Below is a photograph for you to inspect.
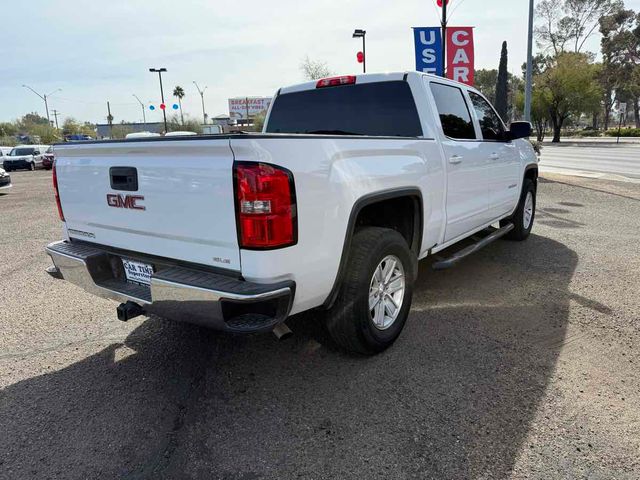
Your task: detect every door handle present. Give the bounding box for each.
[449,155,463,164]
[489,152,500,160]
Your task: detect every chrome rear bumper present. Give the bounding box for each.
[45,241,294,333]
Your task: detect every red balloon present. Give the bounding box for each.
[356,51,364,63]
[437,0,450,6]
[160,103,166,110]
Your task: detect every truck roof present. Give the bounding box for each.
[279,71,479,95]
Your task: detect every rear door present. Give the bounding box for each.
[467,91,520,218]
[55,138,241,271]
[427,80,490,242]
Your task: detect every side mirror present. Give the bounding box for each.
[508,122,532,140]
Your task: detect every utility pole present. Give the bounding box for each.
[132,94,147,128]
[22,85,61,123]
[107,101,114,139]
[524,0,534,122]
[193,81,208,125]
[51,109,61,132]
[441,0,448,78]
[149,68,168,133]
[245,97,250,126]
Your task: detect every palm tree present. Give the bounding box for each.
[173,86,185,125]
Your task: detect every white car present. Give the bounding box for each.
[0,167,11,192]
[3,144,50,171]
[45,72,538,354]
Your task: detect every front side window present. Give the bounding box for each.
[469,92,507,141]
[429,83,476,140]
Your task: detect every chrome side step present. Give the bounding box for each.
[432,223,514,270]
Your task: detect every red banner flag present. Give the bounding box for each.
[446,27,474,86]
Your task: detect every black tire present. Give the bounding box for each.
[325,227,416,355]
[501,178,536,241]
[29,162,35,171]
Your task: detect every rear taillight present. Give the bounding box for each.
[316,75,356,88]
[233,162,296,249]
[52,162,64,221]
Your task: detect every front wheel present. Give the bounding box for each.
[501,178,536,241]
[324,227,416,355]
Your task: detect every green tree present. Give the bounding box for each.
[0,122,17,138]
[167,114,203,134]
[300,56,333,80]
[495,41,509,122]
[535,0,622,55]
[173,86,185,125]
[600,7,640,127]
[475,69,498,103]
[536,52,602,142]
[252,112,266,132]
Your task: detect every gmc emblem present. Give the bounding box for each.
[107,193,146,211]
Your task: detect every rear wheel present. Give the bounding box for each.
[501,178,536,241]
[325,227,416,355]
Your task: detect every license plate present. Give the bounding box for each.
[122,259,154,286]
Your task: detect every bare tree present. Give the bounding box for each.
[300,56,333,80]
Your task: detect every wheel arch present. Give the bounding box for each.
[321,187,423,310]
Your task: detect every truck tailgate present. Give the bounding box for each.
[54,139,240,271]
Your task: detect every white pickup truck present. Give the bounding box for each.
[46,72,538,354]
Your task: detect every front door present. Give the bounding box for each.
[468,92,520,218]
[427,80,491,242]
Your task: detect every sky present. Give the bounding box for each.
[1,0,639,125]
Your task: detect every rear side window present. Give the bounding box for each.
[266,81,423,137]
[429,83,476,140]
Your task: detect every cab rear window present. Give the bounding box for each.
[266,81,423,137]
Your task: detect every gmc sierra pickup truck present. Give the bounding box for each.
[45,72,538,354]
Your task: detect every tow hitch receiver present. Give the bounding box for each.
[117,301,146,322]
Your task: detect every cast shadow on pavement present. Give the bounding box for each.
[0,234,577,480]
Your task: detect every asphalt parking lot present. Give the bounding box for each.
[1,170,639,479]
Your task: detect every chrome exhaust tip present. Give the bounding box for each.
[272,322,293,340]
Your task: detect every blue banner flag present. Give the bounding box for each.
[413,27,443,76]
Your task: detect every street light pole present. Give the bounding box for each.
[352,29,367,73]
[524,0,535,122]
[132,94,147,128]
[149,68,168,133]
[193,81,208,125]
[22,85,61,124]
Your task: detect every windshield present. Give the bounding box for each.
[10,147,35,156]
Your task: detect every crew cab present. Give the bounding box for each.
[45,72,538,354]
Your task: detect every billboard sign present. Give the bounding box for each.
[413,26,475,86]
[413,27,443,76]
[228,97,272,120]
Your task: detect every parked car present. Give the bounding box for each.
[42,146,55,170]
[3,145,50,171]
[45,72,537,355]
[64,134,93,141]
[0,167,11,192]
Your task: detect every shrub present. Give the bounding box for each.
[605,128,640,137]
